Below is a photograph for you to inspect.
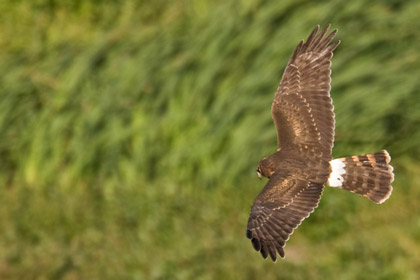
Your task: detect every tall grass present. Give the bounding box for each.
[0,0,419,279]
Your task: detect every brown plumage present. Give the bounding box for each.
[246,25,394,262]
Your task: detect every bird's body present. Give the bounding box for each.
[246,25,394,261]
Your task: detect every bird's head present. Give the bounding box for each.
[256,157,275,179]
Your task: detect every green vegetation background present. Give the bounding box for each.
[1,0,419,279]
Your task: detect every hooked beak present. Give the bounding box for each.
[257,171,262,180]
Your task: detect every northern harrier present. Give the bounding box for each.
[246,25,394,261]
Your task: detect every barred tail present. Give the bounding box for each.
[327,150,394,204]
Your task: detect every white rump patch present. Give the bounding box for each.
[327,159,346,187]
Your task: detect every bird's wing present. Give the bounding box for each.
[272,25,340,162]
[246,173,324,261]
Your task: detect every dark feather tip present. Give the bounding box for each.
[278,247,285,258]
[260,245,268,259]
[246,229,253,239]
[268,244,277,262]
[251,238,261,251]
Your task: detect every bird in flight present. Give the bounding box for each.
[246,25,394,261]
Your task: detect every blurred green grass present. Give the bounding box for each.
[1,0,420,279]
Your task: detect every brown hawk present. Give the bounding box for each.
[246,25,394,261]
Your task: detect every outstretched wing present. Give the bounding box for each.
[246,173,324,261]
[272,25,340,161]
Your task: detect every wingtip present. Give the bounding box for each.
[260,244,269,259]
[329,40,341,52]
[251,238,261,251]
[324,24,339,34]
[307,25,320,40]
[322,24,331,34]
[278,247,285,259]
[330,29,339,37]
[246,229,252,239]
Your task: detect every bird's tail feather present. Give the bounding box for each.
[327,150,394,204]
